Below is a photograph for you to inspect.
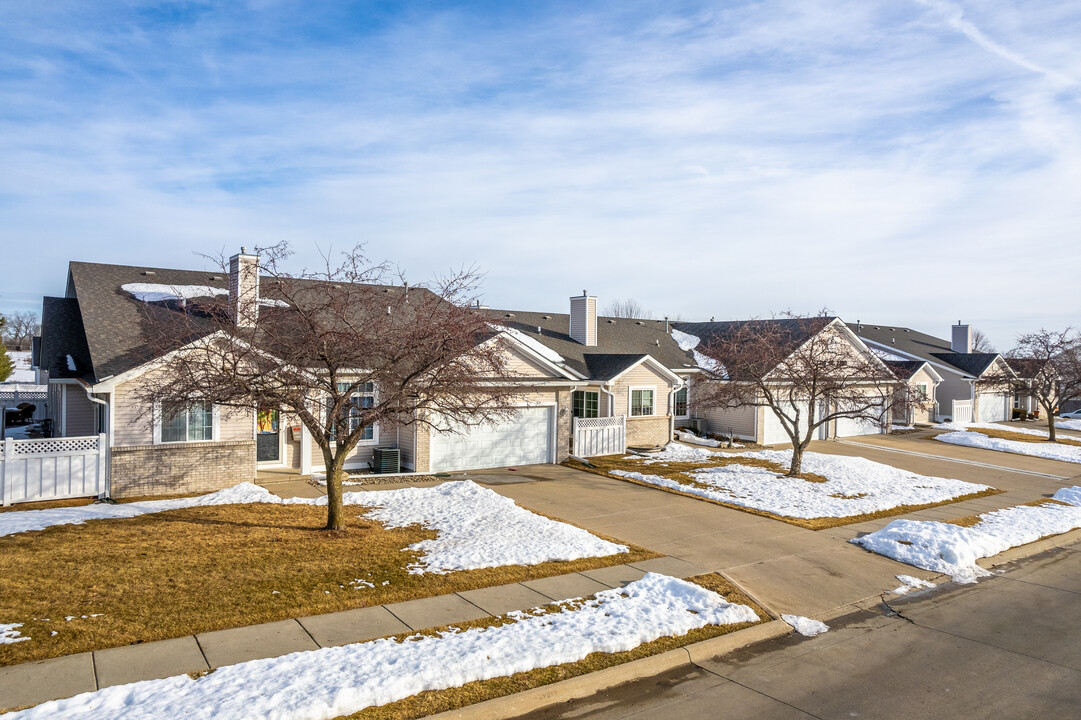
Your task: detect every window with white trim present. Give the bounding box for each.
[330,381,376,441]
[572,390,599,419]
[161,402,214,443]
[916,383,929,401]
[630,388,655,417]
[673,387,688,417]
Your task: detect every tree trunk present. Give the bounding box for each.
[1047,406,1057,443]
[324,451,347,531]
[787,442,805,476]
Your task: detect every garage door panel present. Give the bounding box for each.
[430,406,552,472]
[978,393,1009,423]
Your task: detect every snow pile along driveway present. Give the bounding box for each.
[6,574,758,720]
[935,428,1081,464]
[0,481,627,572]
[613,447,991,519]
[852,486,1081,583]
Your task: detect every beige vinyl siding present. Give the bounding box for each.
[111,376,253,446]
[907,367,938,424]
[702,404,757,440]
[501,344,561,379]
[611,364,672,417]
[62,384,96,437]
[397,420,417,471]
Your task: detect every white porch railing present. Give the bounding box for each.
[573,416,626,458]
[952,399,973,424]
[1,434,107,506]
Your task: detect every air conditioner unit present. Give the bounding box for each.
[371,447,401,474]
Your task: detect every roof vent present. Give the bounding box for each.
[537,326,542,333]
[655,339,660,346]
[142,270,156,276]
[710,316,715,322]
[542,315,551,320]
[636,321,644,325]
[607,319,616,324]
[504,313,514,318]
[209,275,223,281]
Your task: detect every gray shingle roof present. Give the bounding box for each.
[485,309,694,380]
[884,360,928,380]
[40,296,93,381]
[847,322,1002,378]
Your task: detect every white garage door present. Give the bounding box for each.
[835,404,886,438]
[978,393,1009,423]
[762,402,825,446]
[429,406,553,473]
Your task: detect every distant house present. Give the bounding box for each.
[36,259,693,498]
[884,360,943,425]
[848,322,1016,423]
[671,317,898,444]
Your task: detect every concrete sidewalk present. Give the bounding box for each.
[0,555,708,711]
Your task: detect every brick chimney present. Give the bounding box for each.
[229,247,260,328]
[569,290,597,346]
[951,322,971,353]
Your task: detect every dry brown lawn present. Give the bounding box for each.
[337,573,769,720]
[570,453,1001,531]
[0,502,657,667]
[948,498,1073,528]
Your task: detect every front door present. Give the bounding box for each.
[257,408,281,462]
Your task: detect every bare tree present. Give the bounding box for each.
[1007,329,1081,442]
[692,313,905,476]
[134,243,523,531]
[603,299,653,319]
[971,328,995,353]
[1,312,39,348]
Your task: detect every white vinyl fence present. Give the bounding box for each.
[573,416,626,458]
[1,434,107,506]
[951,399,973,424]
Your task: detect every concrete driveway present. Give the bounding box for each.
[467,434,1081,619]
[512,541,1081,720]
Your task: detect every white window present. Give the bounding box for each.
[916,383,929,401]
[159,401,215,443]
[330,381,376,442]
[630,387,655,417]
[673,387,689,417]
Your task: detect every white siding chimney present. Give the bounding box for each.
[951,322,972,353]
[229,247,260,328]
[569,291,597,346]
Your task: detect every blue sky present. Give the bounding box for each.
[1,0,1079,349]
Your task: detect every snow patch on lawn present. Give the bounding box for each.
[633,442,725,464]
[354,481,628,573]
[1056,420,1081,432]
[936,431,1081,464]
[613,449,990,519]
[7,574,758,720]
[852,487,1081,583]
[781,615,828,637]
[0,481,626,573]
[4,351,34,382]
[892,575,935,594]
[0,623,29,644]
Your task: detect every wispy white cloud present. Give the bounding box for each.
[1,1,1080,347]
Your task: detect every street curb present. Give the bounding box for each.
[427,619,790,720]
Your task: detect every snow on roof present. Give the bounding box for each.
[670,328,726,378]
[66,354,77,372]
[870,346,908,362]
[121,283,229,303]
[121,283,289,308]
[489,324,565,364]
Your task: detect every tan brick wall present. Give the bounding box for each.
[110,440,255,498]
[415,420,431,473]
[555,389,571,462]
[626,415,671,449]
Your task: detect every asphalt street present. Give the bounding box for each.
[513,541,1081,720]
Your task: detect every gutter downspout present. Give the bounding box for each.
[602,382,616,418]
[82,382,111,500]
[667,378,685,442]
